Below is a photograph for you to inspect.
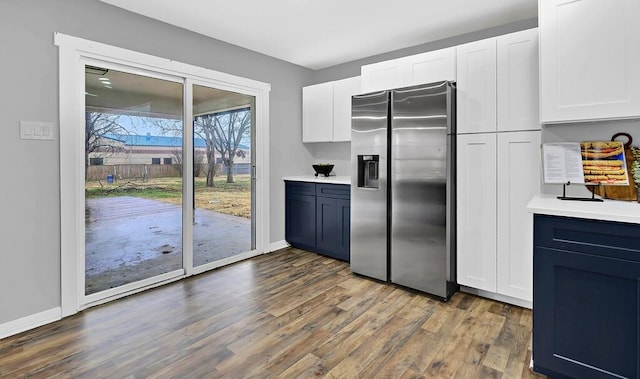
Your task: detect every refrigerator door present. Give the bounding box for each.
[390,81,453,298]
[350,91,389,281]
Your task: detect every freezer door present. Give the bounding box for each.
[390,82,454,298]
[350,91,389,281]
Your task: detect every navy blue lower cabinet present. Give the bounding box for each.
[316,197,350,261]
[285,181,350,262]
[533,214,640,379]
[285,182,316,251]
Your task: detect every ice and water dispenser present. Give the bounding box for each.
[357,155,379,189]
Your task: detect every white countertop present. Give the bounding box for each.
[527,194,640,224]
[283,175,351,185]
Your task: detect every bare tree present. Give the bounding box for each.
[171,147,183,175]
[172,147,205,177]
[213,109,250,183]
[140,108,249,187]
[194,149,204,177]
[194,108,251,185]
[85,111,128,173]
[194,115,218,187]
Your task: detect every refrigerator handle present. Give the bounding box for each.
[447,82,456,135]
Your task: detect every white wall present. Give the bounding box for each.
[306,142,351,176]
[0,0,315,325]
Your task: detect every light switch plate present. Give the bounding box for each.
[20,121,54,140]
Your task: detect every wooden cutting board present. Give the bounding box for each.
[588,133,637,201]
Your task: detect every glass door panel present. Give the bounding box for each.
[192,84,255,267]
[84,65,184,295]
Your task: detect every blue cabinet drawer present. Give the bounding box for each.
[534,214,640,262]
[316,183,350,199]
[285,181,316,196]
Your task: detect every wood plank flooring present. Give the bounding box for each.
[0,248,547,378]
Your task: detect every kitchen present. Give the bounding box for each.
[289,2,640,376]
[2,0,640,378]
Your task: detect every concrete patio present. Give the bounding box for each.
[85,196,251,294]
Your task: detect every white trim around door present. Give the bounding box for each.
[55,33,271,317]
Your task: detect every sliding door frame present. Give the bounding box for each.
[56,33,271,316]
[82,57,186,305]
[189,80,258,276]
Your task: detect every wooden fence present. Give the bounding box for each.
[85,163,248,181]
[86,164,182,181]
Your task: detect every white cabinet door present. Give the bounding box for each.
[361,48,456,93]
[497,29,540,132]
[332,76,361,142]
[302,82,333,142]
[456,133,497,292]
[457,38,497,134]
[404,47,456,86]
[496,131,541,302]
[540,0,640,123]
[361,58,405,93]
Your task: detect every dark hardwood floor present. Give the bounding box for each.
[0,248,546,378]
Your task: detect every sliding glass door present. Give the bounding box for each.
[80,62,260,304]
[191,84,256,269]
[57,34,270,315]
[84,64,184,297]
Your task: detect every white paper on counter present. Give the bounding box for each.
[542,143,584,184]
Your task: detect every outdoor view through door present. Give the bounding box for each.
[84,66,184,295]
[84,65,256,295]
[192,85,255,267]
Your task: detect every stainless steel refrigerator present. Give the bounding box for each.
[350,80,457,300]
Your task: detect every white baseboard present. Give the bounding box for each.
[460,286,532,309]
[269,240,290,252]
[0,307,62,340]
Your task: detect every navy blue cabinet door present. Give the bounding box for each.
[316,196,338,256]
[315,197,350,262]
[285,187,316,251]
[533,215,640,379]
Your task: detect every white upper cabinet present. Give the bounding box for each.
[360,58,405,93]
[497,28,540,131]
[302,76,361,143]
[457,29,539,134]
[303,81,333,142]
[404,47,456,87]
[332,76,362,142]
[456,38,497,134]
[361,48,456,93]
[540,0,640,123]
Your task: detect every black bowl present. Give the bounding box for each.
[312,164,334,177]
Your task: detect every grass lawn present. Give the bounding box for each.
[86,175,252,218]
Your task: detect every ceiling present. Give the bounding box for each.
[99,0,537,70]
[86,66,252,118]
